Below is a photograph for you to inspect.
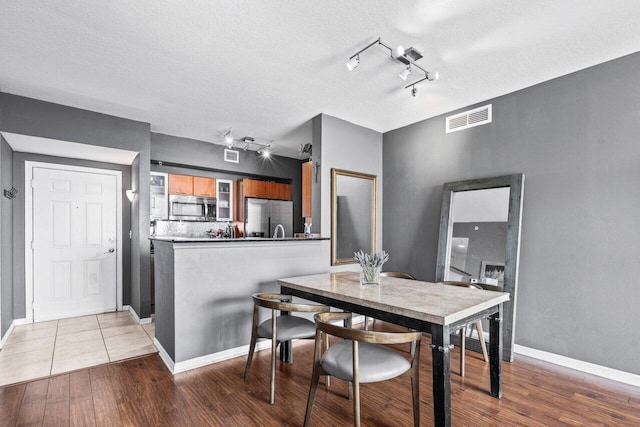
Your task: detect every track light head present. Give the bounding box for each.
[411,86,418,97]
[399,65,412,81]
[428,71,440,81]
[346,55,360,71]
[223,130,233,144]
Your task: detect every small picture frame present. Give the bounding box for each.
[480,261,505,287]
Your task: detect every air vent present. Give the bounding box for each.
[446,104,492,133]
[224,149,239,163]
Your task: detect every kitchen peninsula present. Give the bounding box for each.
[151,236,329,373]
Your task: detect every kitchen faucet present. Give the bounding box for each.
[273,224,285,239]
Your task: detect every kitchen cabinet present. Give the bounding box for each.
[169,174,216,197]
[269,182,291,200]
[302,161,312,219]
[235,178,292,221]
[150,172,168,220]
[168,174,193,195]
[242,179,269,198]
[216,179,233,221]
[193,176,216,197]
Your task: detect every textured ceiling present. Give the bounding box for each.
[1,1,640,158]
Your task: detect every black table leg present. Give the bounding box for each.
[279,307,293,363]
[431,324,451,427]
[489,305,503,398]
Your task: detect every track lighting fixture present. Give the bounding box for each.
[346,55,360,71]
[399,65,412,81]
[223,129,234,148]
[346,37,439,97]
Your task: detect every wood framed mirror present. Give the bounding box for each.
[435,174,524,362]
[331,169,377,265]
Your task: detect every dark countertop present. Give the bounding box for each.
[150,236,329,243]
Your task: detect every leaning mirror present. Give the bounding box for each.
[435,174,524,362]
[331,169,377,265]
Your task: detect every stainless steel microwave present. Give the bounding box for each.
[169,195,216,221]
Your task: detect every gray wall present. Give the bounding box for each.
[383,51,640,374]
[151,132,305,233]
[1,136,13,337]
[0,93,151,320]
[315,114,383,256]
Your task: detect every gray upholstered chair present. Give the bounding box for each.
[243,293,329,404]
[304,312,422,427]
[363,271,416,331]
[439,281,489,376]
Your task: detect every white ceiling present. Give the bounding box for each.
[1,1,639,158]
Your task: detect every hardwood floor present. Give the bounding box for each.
[1,328,640,426]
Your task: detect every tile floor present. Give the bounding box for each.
[0,311,156,387]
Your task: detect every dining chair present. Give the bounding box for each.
[243,293,330,404]
[304,311,422,427]
[438,281,489,376]
[363,271,416,331]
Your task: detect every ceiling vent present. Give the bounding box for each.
[445,104,492,133]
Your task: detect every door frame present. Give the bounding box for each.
[24,161,124,323]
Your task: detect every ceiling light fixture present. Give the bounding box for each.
[241,137,273,156]
[223,129,234,148]
[346,55,360,71]
[399,65,412,81]
[346,37,439,96]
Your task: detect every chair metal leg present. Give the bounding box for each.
[324,332,331,388]
[460,326,466,377]
[303,359,321,427]
[270,311,277,404]
[475,321,489,362]
[243,329,257,380]
[243,305,259,380]
[411,375,420,426]
[352,340,360,427]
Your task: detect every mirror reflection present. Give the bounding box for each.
[436,174,524,362]
[446,187,510,286]
[331,169,377,265]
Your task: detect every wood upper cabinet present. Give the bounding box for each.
[193,177,216,197]
[169,174,216,197]
[168,174,193,195]
[242,179,270,198]
[269,182,292,200]
[302,161,312,218]
[241,179,291,200]
[235,178,292,221]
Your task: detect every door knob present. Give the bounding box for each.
[104,248,115,254]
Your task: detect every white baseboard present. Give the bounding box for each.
[155,314,367,375]
[123,305,152,325]
[0,318,28,349]
[514,344,640,388]
[154,337,272,374]
[153,337,175,373]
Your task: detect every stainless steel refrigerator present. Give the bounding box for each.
[245,198,293,238]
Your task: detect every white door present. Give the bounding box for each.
[32,167,118,322]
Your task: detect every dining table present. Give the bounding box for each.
[277,271,510,427]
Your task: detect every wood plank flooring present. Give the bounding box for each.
[1,328,640,426]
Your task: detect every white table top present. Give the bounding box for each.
[278,271,510,326]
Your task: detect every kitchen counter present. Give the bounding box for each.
[150,236,329,243]
[151,236,330,373]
